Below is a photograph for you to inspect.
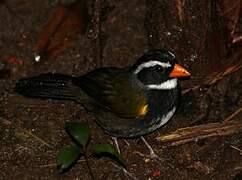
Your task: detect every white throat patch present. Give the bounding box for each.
[134,60,171,74]
[146,78,177,90]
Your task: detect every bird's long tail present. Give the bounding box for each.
[15,73,83,101]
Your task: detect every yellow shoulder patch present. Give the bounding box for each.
[138,104,149,117]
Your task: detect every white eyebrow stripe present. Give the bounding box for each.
[146,78,177,90]
[134,60,171,74]
[168,52,175,58]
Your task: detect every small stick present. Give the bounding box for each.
[39,163,57,168]
[224,107,242,122]
[112,137,121,154]
[230,145,242,155]
[19,128,52,148]
[182,64,242,95]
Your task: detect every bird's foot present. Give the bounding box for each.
[112,136,162,161]
[141,136,163,161]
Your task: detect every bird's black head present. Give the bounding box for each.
[132,50,182,90]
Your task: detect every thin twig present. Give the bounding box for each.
[230,145,242,155]
[39,163,57,167]
[132,151,146,157]
[234,167,242,171]
[19,128,52,148]
[224,107,242,122]
[182,64,242,95]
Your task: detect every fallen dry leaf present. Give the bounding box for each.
[2,55,23,65]
[33,0,89,61]
[176,0,185,23]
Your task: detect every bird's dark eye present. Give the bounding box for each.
[156,66,163,72]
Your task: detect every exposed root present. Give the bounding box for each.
[156,108,242,146]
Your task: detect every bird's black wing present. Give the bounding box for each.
[73,68,147,118]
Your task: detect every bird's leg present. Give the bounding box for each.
[112,137,121,154]
[141,136,161,160]
[111,138,138,179]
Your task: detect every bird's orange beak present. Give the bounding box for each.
[169,64,191,78]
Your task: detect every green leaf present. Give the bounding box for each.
[57,146,82,171]
[65,122,90,147]
[90,144,125,167]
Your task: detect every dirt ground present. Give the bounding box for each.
[0,0,242,180]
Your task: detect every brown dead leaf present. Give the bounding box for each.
[33,0,89,61]
[2,55,23,65]
[176,0,185,23]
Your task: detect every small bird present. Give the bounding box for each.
[15,50,190,156]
